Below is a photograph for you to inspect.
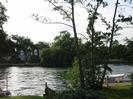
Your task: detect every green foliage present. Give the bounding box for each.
[0,96,43,99]
[8,35,41,63]
[41,47,72,67]
[129,72,133,84]
[11,35,34,51]
[102,83,133,99]
[0,30,8,58]
[0,2,7,25]
[125,39,133,61]
[36,41,49,50]
[40,31,76,67]
[111,44,127,59]
[53,31,76,59]
[56,88,106,99]
[85,0,112,89]
[0,2,8,60]
[10,35,35,62]
[62,59,80,88]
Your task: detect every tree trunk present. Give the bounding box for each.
[71,0,85,88]
[100,0,119,88]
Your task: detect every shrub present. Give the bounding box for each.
[56,89,107,99]
[129,72,133,84]
[41,47,72,67]
[61,59,80,88]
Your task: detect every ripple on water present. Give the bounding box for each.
[0,67,68,96]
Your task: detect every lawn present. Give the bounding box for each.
[102,83,133,99]
[0,83,132,99]
[0,96,44,99]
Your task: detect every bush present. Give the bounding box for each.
[41,47,72,67]
[56,89,107,99]
[129,72,133,84]
[61,59,80,88]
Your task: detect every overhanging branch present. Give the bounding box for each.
[46,0,72,20]
[31,13,73,28]
[42,21,73,28]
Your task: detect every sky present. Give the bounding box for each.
[1,0,133,44]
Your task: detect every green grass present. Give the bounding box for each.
[0,84,132,99]
[0,96,44,99]
[102,83,133,99]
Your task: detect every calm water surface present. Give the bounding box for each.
[0,64,132,96]
[0,67,67,96]
[108,64,133,80]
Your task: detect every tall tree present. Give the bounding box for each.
[0,2,8,60]
[41,0,85,88]
[36,41,49,50]
[34,0,132,89]
[11,35,34,62]
[125,39,133,61]
[53,31,76,64]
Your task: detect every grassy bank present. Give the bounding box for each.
[102,83,133,99]
[0,96,44,99]
[0,84,132,99]
[0,63,41,67]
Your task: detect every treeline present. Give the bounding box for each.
[0,1,133,67]
[41,31,76,67]
[110,40,133,61]
[0,30,75,67]
[40,31,133,67]
[0,33,49,63]
[1,29,133,66]
[0,2,49,64]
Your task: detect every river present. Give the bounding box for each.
[0,64,133,96]
[0,67,67,96]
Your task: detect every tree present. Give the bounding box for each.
[0,30,8,56]
[125,39,133,61]
[41,0,110,89]
[38,0,85,88]
[80,0,113,89]
[41,47,72,67]
[0,2,7,29]
[0,2,8,61]
[11,35,34,62]
[110,40,127,59]
[53,31,76,61]
[35,0,132,89]
[41,31,76,67]
[100,0,133,88]
[36,41,49,50]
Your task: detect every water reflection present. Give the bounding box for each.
[0,67,67,96]
[0,64,132,96]
[109,64,133,80]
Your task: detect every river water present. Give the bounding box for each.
[0,64,133,96]
[0,67,67,96]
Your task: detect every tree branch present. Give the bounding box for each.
[119,4,133,8]
[42,21,73,28]
[77,33,88,41]
[32,13,73,28]
[46,0,72,20]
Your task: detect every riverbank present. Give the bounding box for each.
[0,63,41,67]
[102,83,133,99]
[0,83,132,99]
[0,96,43,99]
[105,59,133,64]
[0,59,132,67]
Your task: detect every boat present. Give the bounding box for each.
[105,73,125,83]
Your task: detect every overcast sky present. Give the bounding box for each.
[1,0,133,44]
